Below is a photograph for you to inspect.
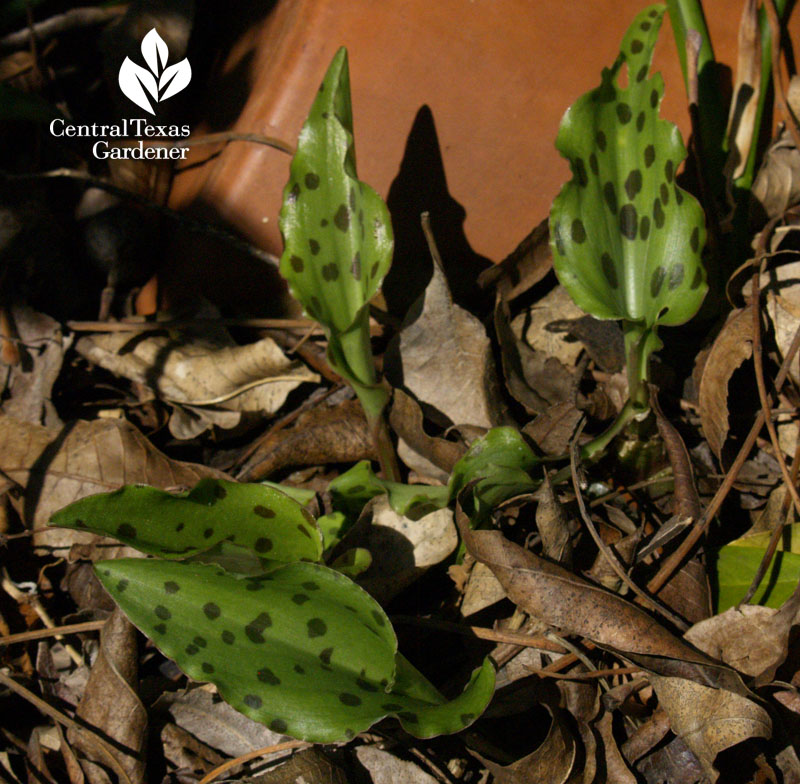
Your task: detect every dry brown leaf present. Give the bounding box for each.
[356,746,438,784]
[523,402,583,456]
[460,561,507,617]
[389,389,464,477]
[1,306,70,427]
[69,608,147,784]
[684,587,800,683]
[390,245,504,429]
[456,504,748,693]
[649,674,772,782]
[698,306,754,461]
[596,710,638,784]
[237,397,375,481]
[76,330,318,438]
[0,414,227,553]
[535,473,573,566]
[637,736,706,784]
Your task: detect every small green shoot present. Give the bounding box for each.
[549,3,707,432]
[279,47,398,479]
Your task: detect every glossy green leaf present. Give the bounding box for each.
[727,523,800,554]
[715,545,800,612]
[549,3,707,329]
[49,479,322,570]
[97,559,495,742]
[449,427,539,521]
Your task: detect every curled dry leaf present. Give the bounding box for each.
[1,305,71,427]
[648,674,772,782]
[460,561,507,617]
[698,306,754,461]
[0,414,227,553]
[388,244,504,429]
[76,331,318,438]
[237,397,375,481]
[523,401,583,456]
[68,608,147,784]
[535,473,573,566]
[356,746,438,784]
[455,502,748,694]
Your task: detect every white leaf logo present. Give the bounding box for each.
[118,28,191,114]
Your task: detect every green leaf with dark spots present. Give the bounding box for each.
[49,479,322,571]
[549,4,707,329]
[97,559,495,742]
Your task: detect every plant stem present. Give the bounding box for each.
[367,407,401,482]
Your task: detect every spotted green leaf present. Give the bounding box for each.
[549,4,707,329]
[49,479,322,571]
[97,559,495,742]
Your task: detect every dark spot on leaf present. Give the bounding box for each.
[636,64,648,82]
[690,227,700,253]
[270,719,288,733]
[257,667,280,686]
[345,606,358,613]
[244,694,262,709]
[641,20,651,30]
[601,253,618,288]
[574,157,588,186]
[660,183,669,205]
[345,728,355,739]
[669,264,685,290]
[74,518,87,528]
[356,677,378,692]
[690,267,703,289]
[319,647,333,665]
[371,610,386,627]
[222,630,235,644]
[322,263,339,281]
[640,215,651,240]
[117,579,129,592]
[304,173,320,189]
[650,88,659,108]
[202,662,214,674]
[302,582,320,591]
[644,144,655,167]
[653,198,665,228]
[245,613,272,643]
[155,605,170,621]
[616,102,632,124]
[349,187,357,211]
[246,581,264,592]
[398,711,419,723]
[383,703,404,711]
[320,218,328,227]
[204,603,220,620]
[297,524,312,539]
[294,664,305,674]
[596,130,607,151]
[307,618,327,638]
[322,111,329,118]
[175,523,184,532]
[665,159,674,182]
[117,523,137,539]
[290,255,304,273]
[154,623,166,634]
[164,581,179,594]
[370,261,380,279]
[650,266,666,297]
[185,644,198,655]
[254,537,273,553]
[214,484,226,499]
[624,169,642,200]
[193,636,207,648]
[309,239,320,255]
[334,204,350,231]
[203,528,214,539]
[339,693,361,706]
[603,182,618,214]
[636,111,645,132]
[288,183,300,203]
[675,186,684,204]
[310,296,322,316]
[571,219,587,244]
[254,505,275,518]
[351,252,361,280]
[589,153,598,175]
[292,593,310,605]
[619,204,638,239]
[649,8,658,16]
[630,39,643,54]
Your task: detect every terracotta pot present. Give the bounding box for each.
[160,0,799,315]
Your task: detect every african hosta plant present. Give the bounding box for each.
[278,47,398,479]
[50,480,495,743]
[549,3,707,448]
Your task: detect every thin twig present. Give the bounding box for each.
[197,740,308,784]
[0,619,106,647]
[524,665,641,681]
[569,424,689,630]
[164,373,320,407]
[0,670,134,784]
